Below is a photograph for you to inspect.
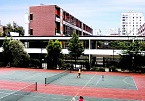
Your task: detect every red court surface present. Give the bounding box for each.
[0,67,145,101]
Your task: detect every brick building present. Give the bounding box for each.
[25,5,93,36]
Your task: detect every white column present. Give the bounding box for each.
[60,9,63,35]
[89,39,91,63]
[24,12,29,36]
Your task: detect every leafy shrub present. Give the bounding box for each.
[110,65,117,72]
[61,63,70,70]
[29,58,41,68]
[96,67,105,72]
[0,62,4,67]
[91,66,105,72]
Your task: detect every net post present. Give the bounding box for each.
[45,78,46,86]
[35,82,37,91]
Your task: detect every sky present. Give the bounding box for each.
[0,0,145,35]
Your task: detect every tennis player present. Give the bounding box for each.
[102,75,104,81]
[77,68,81,78]
[78,96,84,101]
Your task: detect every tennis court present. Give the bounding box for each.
[0,67,144,101]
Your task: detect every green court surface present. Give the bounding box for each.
[50,74,137,90]
[0,90,140,101]
[0,69,142,101]
[0,70,136,90]
[0,70,56,84]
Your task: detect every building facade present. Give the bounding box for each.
[138,23,145,36]
[105,28,120,36]
[25,5,93,36]
[120,11,144,36]
[0,36,143,68]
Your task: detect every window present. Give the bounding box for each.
[30,14,33,20]
[29,29,33,35]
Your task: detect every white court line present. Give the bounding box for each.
[123,76,138,90]
[132,76,138,90]
[0,70,43,83]
[0,90,70,101]
[10,70,50,82]
[17,71,63,83]
[95,76,102,86]
[17,72,40,82]
[71,73,96,101]
[0,71,16,77]
[1,71,37,82]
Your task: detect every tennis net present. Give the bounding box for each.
[0,82,37,101]
[45,70,69,85]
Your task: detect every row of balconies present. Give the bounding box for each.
[138,23,145,34]
[55,20,92,36]
[55,7,92,34]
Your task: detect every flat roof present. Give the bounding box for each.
[0,36,144,41]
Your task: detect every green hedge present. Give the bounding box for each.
[91,66,105,72]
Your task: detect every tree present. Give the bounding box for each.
[46,40,63,69]
[2,37,11,66]
[140,40,145,51]
[2,38,30,67]
[8,40,30,67]
[68,31,84,69]
[120,40,143,72]
[109,41,128,49]
[2,22,24,36]
[97,41,103,48]
[106,39,145,72]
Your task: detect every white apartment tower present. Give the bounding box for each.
[120,11,144,36]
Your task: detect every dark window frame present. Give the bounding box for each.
[29,29,33,35]
[30,14,33,20]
